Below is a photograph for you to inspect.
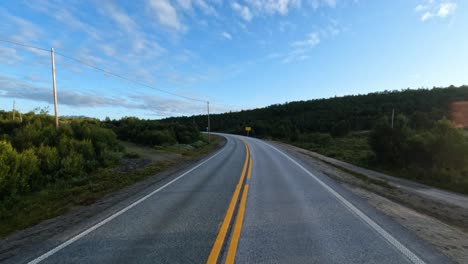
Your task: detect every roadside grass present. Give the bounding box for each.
[292,131,372,167]
[166,134,223,157]
[290,131,468,194]
[0,135,223,238]
[318,158,393,189]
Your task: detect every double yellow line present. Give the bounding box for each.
[207,141,252,264]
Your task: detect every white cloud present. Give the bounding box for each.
[415,1,457,22]
[231,0,312,22]
[194,0,218,15]
[232,2,253,21]
[269,19,340,64]
[421,12,433,21]
[309,0,336,9]
[25,1,101,40]
[177,0,218,15]
[279,21,296,32]
[280,32,321,63]
[146,0,184,30]
[222,31,233,40]
[291,33,320,48]
[437,2,457,17]
[101,2,138,33]
[0,73,205,116]
[0,10,43,44]
[99,44,117,57]
[0,46,22,65]
[177,0,193,9]
[96,1,165,59]
[55,10,101,39]
[248,0,301,15]
[0,1,216,116]
[415,4,426,12]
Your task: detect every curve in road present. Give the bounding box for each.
[18,134,450,264]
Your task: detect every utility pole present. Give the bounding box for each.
[207,101,211,143]
[51,48,59,128]
[12,100,15,120]
[391,108,395,129]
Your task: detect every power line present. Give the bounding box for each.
[54,51,206,103]
[0,39,206,103]
[0,39,252,110]
[0,39,250,110]
[0,39,49,53]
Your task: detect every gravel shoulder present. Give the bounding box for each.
[275,141,468,263]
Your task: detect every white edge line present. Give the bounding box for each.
[266,143,426,264]
[28,145,227,264]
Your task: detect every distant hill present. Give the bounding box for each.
[164,85,468,139]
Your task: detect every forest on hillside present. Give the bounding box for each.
[165,85,468,193]
[165,85,468,137]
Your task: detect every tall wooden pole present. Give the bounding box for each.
[51,48,59,128]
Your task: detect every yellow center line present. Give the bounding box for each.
[225,182,250,264]
[247,157,252,180]
[206,141,250,264]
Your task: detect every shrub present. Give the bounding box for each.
[61,152,85,178]
[18,149,40,192]
[299,133,332,146]
[331,120,350,137]
[0,141,20,199]
[99,149,121,167]
[35,145,60,181]
[72,140,96,170]
[0,112,125,202]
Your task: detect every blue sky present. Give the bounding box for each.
[0,0,467,119]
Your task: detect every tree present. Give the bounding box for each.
[331,120,350,137]
[369,115,410,166]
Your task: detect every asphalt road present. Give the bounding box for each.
[16,134,450,264]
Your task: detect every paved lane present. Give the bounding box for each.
[22,137,246,264]
[17,134,450,264]
[227,136,450,264]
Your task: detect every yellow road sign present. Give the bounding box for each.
[245,127,251,131]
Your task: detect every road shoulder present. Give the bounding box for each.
[273,141,468,263]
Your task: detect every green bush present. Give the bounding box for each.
[62,152,85,178]
[74,139,95,158]
[299,133,333,146]
[19,149,40,192]
[35,145,60,182]
[331,120,350,137]
[104,117,200,146]
[370,115,468,193]
[0,112,125,202]
[0,141,20,199]
[99,149,121,167]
